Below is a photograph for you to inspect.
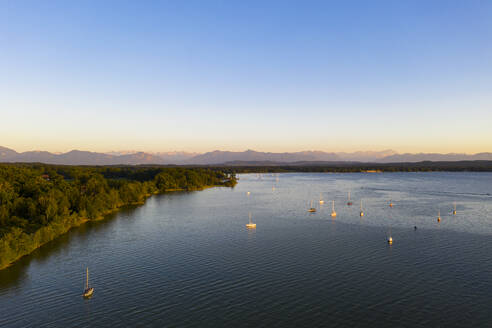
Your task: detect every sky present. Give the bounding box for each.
[1,0,491,154]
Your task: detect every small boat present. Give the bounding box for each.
[83,267,94,298]
[387,225,393,245]
[437,209,441,222]
[331,200,337,217]
[453,202,457,215]
[246,212,256,229]
[359,199,364,217]
[347,191,353,206]
[308,200,316,213]
[319,193,324,204]
[389,200,393,208]
[247,191,250,196]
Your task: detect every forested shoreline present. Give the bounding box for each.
[0,164,236,269]
[208,160,492,173]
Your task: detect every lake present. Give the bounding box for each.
[1,172,491,327]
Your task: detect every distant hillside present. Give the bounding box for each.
[185,150,341,164]
[380,152,492,162]
[1,146,491,165]
[0,147,165,165]
[0,146,17,158]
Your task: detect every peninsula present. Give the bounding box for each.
[0,164,236,270]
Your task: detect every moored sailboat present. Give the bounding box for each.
[308,200,316,213]
[347,191,353,206]
[246,212,256,229]
[83,267,94,298]
[331,200,337,217]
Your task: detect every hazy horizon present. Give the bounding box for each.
[2,1,491,154]
[2,144,491,156]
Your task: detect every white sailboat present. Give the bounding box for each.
[83,267,94,297]
[437,209,441,222]
[347,191,353,206]
[246,212,256,229]
[308,200,316,213]
[359,199,364,217]
[331,200,337,217]
[453,202,457,215]
[387,226,393,245]
[319,193,324,204]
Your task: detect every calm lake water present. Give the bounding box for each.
[1,172,492,327]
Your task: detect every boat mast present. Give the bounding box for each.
[249,212,252,224]
[86,267,89,289]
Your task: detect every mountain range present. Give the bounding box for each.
[1,146,491,165]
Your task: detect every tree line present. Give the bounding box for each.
[208,160,492,173]
[0,164,236,269]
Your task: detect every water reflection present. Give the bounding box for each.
[0,205,140,290]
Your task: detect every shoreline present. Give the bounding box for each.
[0,184,225,271]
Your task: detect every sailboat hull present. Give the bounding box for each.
[83,287,94,297]
[246,223,256,229]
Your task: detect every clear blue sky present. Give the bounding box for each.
[1,0,491,153]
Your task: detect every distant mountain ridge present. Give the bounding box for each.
[1,146,491,165]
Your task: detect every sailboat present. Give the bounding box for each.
[319,193,324,204]
[389,200,393,208]
[359,199,364,217]
[308,200,316,213]
[331,200,337,217]
[347,191,353,206]
[83,267,94,298]
[437,209,441,222]
[246,212,256,229]
[387,226,393,245]
[453,202,457,215]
